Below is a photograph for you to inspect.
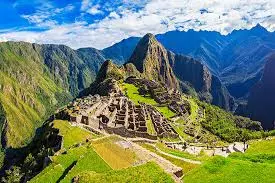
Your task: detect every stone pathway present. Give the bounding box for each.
[154,146,202,164]
[128,141,183,183]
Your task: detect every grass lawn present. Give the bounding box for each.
[29,164,64,183]
[184,156,275,183]
[53,120,99,149]
[122,83,158,105]
[91,136,138,169]
[246,138,275,154]
[60,147,111,183]
[121,83,176,118]
[146,118,157,135]
[156,106,176,118]
[156,142,208,161]
[184,138,275,183]
[139,143,199,174]
[30,145,111,183]
[78,162,174,183]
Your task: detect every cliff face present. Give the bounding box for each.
[246,54,275,129]
[169,54,234,111]
[0,41,105,148]
[128,33,179,89]
[127,34,233,110]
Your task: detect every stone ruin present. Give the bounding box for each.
[125,77,191,116]
[55,88,179,140]
[146,105,178,138]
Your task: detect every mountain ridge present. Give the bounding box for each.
[0,41,107,148]
[101,24,275,101]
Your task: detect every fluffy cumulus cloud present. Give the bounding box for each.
[0,0,275,49]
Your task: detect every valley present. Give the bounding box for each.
[1,1,275,183]
[12,75,275,183]
[0,26,275,183]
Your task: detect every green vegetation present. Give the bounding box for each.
[121,83,175,118]
[53,120,98,149]
[156,142,208,161]
[0,41,105,148]
[30,122,174,183]
[184,138,275,183]
[30,164,64,183]
[229,138,275,164]
[139,143,198,173]
[60,147,111,183]
[199,101,263,142]
[184,156,275,183]
[91,136,138,169]
[78,162,174,183]
[30,145,111,183]
[146,118,156,135]
[156,106,176,118]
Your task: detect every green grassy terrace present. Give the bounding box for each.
[184,138,275,183]
[30,120,174,183]
[120,82,176,118]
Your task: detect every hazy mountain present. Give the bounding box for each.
[0,42,105,148]
[102,24,275,100]
[239,54,275,129]
[102,37,140,65]
[98,33,234,110]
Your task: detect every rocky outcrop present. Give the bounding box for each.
[245,54,275,129]
[80,60,124,96]
[127,33,179,89]
[127,34,234,110]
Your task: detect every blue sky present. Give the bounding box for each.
[0,0,274,49]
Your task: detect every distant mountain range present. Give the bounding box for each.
[102,24,275,100]
[1,24,275,149]
[85,33,234,111]
[0,42,107,148]
[236,53,275,129]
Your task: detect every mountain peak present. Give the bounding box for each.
[251,23,267,33]
[143,33,156,40]
[138,33,159,49]
[127,33,162,72]
[127,33,178,88]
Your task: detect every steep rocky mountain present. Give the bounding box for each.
[157,25,275,99]
[169,55,234,111]
[241,54,275,129]
[88,34,233,110]
[102,25,275,100]
[156,30,227,74]
[127,33,178,89]
[0,41,105,148]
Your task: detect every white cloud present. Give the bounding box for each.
[81,0,91,11]
[21,3,75,27]
[87,5,103,15]
[2,0,275,49]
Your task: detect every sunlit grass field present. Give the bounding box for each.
[78,162,174,183]
[121,83,176,118]
[91,136,138,169]
[184,138,275,183]
[53,120,99,149]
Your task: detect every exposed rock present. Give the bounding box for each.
[245,54,275,129]
[127,33,179,89]
[127,33,234,110]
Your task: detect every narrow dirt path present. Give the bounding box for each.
[128,141,183,183]
[154,146,202,164]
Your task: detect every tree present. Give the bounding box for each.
[138,85,148,96]
[23,153,37,178]
[2,166,23,183]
